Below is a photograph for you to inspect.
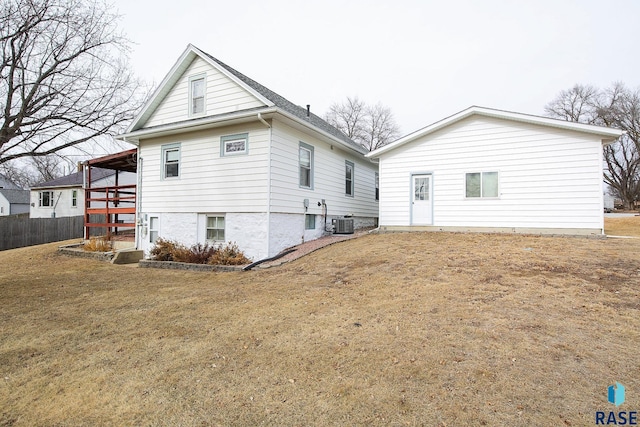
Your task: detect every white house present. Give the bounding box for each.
[30,167,132,218]
[366,106,624,235]
[0,189,29,216]
[117,44,379,261]
[0,175,29,216]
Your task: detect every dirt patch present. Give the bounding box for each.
[1,223,639,426]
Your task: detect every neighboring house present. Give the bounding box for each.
[0,174,22,190]
[367,106,624,235]
[0,189,29,216]
[30,167,134,218]
[117,44,378,261]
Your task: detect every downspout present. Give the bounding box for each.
[258,112,272,258]
[136,153,143,250]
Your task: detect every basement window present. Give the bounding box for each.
[305,214,316,230]
[206,216,225,242]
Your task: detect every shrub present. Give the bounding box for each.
[175,242,217,264]
[149,238,183,261]
[208,242,251,265]
[150,239,251,266]
[83,236,112,252]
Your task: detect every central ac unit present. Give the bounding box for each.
[333,218,354,234]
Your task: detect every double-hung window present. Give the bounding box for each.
[189,75,206,116]
[465,171,499,198]
[71,190,78,207]
[375,172,379,201]
[345,161,354,197]
[39,191,54,207]
[221,133,248,156]
[162,143,180,179]
[206,216,225,242]
[299,142,314,189]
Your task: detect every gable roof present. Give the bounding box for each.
[0,188,29,204]
[0,173,21,190]
[124,44,366,155]
[31,167,114,190]
[367,106,625,158]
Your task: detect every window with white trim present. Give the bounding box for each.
[465,171,499,198]
[305,214,315,230]
[206,216,225,242]
[299,142,314,189]
[39,191,54,207]
[375,172,379,201]
[162,144,180,179]
[72,190,78,207]
[189,75,206,116]
[149,216,159,243]
[345,161,354,197]
[221,133,248,156]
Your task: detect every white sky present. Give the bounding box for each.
[113,0,640,137]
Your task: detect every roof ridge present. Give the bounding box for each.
[199,49,365,153]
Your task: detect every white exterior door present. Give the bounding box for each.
[411,174,432,225]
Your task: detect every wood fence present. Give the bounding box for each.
[0,214,85,251]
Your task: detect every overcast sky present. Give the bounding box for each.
[113,0,639,137]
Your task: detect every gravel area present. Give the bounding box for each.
[258,228,374,268]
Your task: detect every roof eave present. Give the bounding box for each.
[117,107,279,143]
[367,106,625,158]
[274,110,368,156]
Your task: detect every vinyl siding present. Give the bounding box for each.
[138,123,270,212]
[269,120,378,218]
[144,57,266,129]
[379,116,605,230]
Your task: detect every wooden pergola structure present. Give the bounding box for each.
[84,149,137,239]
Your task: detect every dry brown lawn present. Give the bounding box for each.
[1,217,639,426]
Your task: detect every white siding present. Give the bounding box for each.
[144,57,265,128]
[0,194,9,216]
[269,120,379,220]
[379,116,605,232]
[138,124,270,213]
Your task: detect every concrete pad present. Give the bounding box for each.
[111,249,144,264]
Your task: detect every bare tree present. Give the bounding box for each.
[544,84,601,124]
[545,83,640,209]
[325,96,401,151]
[0,0,147,166]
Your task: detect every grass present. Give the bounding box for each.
[1,217,639,426]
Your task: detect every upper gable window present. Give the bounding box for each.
[189,74,206,116]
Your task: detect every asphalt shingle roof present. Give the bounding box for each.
[201,51,365,154]
[0,189,29,204]
[31,167,114,189]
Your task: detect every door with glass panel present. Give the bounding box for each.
[411,174,433,225]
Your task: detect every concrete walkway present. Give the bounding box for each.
[258,229,372,268]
